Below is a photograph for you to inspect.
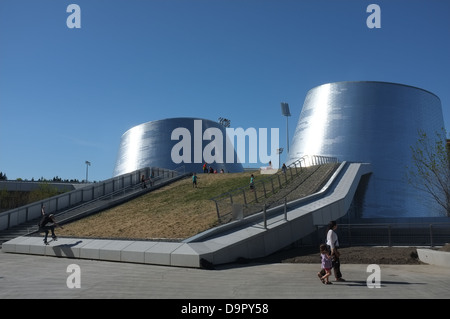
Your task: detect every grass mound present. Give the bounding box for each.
[57,171,260,240]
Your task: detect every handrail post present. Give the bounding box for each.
[388,224,391,247]
[347,224,351,247]
[214,200,221,223]
[263,204,267,229]
[430,224,433,247]
[284,197,287,220]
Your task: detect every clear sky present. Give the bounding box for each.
[1,0,449,182]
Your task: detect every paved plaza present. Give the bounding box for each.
[1,249,449,302]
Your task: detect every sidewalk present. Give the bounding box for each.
[1,249,449,300]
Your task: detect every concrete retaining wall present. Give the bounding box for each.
[417,248,450,267]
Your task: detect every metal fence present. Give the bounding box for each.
[315,223,450,247]
[0,166,182,231]
[210,155,339,224]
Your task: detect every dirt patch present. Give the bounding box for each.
[439,244,450,252]
[252,244,450,265]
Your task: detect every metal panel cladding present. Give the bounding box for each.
[287,81,445,219]
[113,118,244,176]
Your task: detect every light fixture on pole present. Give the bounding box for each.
[280,102,291,155]
[276,148,284,169]
[85,160,91,183]
[218,117,231,128]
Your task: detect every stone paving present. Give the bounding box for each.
[1,250,449,302]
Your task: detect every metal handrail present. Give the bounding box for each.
[211,155,339,223]
[20,171,188,236]
[0,166,183,231]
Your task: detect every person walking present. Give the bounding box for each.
[38,204,64,245]
[326,220,345,282]
[317,243,333,284]
[149,170,155,186]
[141,174,147,189]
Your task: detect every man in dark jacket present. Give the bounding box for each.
[39,205,63,244]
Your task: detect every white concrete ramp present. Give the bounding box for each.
[2,162,373,268]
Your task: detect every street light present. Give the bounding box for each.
[280,102,291,154]
[276,148,284,169]
[85,161,91,183]
[218,117,231,128]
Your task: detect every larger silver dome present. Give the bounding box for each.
[287,81,445,218]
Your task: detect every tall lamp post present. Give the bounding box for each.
[280,102,291,155]
[218,117,231,128]
[276,148,284,169]
[85,161,91,183]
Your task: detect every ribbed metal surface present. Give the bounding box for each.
[113,118,244,176]
[287,81,445,218]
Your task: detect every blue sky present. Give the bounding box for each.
[1,0,449,182]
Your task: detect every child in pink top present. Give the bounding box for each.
[317,244,333,284]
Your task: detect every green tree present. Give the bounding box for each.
[408,127,450,217]
[28,182,60,203]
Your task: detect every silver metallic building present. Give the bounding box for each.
[287,81,446,219]
[113,118,244,176]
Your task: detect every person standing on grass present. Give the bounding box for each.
[192,173,198,188]
[249,174,255,191]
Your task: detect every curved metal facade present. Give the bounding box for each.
[287,81,445,218]
[113,118,244,176]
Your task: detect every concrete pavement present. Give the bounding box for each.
[1,249,449,301]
